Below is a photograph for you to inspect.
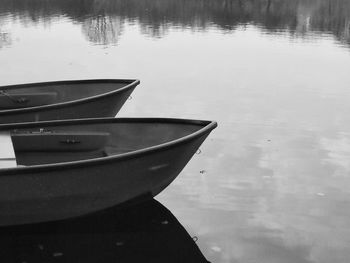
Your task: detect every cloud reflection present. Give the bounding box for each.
[159,122,350,262]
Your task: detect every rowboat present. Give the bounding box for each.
[0,79,139,124]
[0,117,217,226]
[0,199,208,262]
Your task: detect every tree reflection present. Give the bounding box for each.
[0,0,349,47]
[0,32,11,48]
[0,16,12,49]
[82,15,124,45]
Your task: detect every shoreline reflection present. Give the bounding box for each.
[0,0,349,47]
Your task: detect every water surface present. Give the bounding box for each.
[1,0,350,262]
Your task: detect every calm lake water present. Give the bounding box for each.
[1,0,350,262]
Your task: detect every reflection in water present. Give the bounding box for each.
[82,16,124,45]
[1,0,350,262]
[0,0,350,47]
[0,16,11,48]
[0,31,11,48]
[160,126,350,262]
[0,199,208,262]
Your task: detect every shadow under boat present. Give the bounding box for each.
[0,79,139,124]
[0,198,209,263]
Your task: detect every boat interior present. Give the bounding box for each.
[0,121,204,168]
[0,81,133,109]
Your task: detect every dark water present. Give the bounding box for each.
[0,199,208,262]
[1,0,350,262]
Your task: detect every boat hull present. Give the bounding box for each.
[0,119,214,225]
[0,79,139,124]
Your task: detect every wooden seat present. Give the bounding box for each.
[0,131,17,168]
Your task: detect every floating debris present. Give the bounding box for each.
[38,244,44,250]
[53,252,63,257]
[317,192,325,196]
[115,242,124,246]
[200,170,206,174]
[161,220,169,225]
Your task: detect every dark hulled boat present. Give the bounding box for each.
[0,79,139,124]
[0,117,217,225]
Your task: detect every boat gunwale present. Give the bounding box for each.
[0,117,217,175]
[0,79,140,115]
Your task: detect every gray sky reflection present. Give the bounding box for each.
[159,124,350,262]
